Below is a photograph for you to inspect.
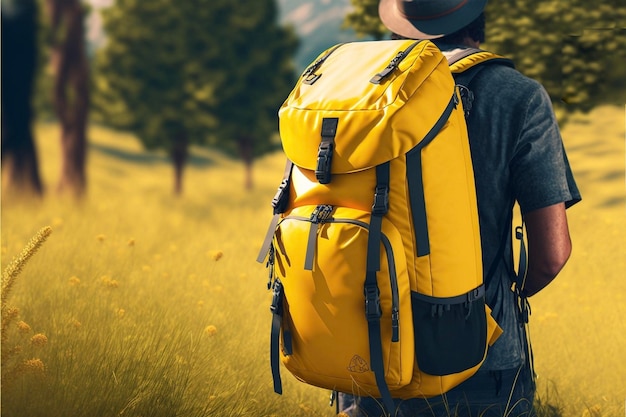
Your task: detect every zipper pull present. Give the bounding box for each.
[371,50,405,83]
[317,204,334,223]
[310,205,322,223]
[391,308,399,342]
[370,40,421,84]
[304,205,334,271]
[302,44,344,85]
[310,204,334,223]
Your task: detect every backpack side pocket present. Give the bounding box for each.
[411,288,487,375]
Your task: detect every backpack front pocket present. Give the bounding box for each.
[273,204,414,394]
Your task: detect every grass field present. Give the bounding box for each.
[1,105,625,417]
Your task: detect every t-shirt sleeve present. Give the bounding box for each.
[510,84,582,214]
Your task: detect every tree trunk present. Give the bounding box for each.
[238,135,254,190]
[47,0,90,197]
[1,0,43,197]
[171,131,189,196]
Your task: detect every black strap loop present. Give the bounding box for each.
[269,279,285,394]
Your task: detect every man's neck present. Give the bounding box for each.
[433,36,480,50]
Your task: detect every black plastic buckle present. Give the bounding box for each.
[271,179,290,214]
[364,285,382,321]
[519,294,530,324]
[270,280,283,316]
[372,185,389,215]
[315,143,333,184]
[456,85,474,117]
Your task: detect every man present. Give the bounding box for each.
[338,0,581,416]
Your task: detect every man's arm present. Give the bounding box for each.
[522,202,572,297]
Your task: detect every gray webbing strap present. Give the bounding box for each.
[364,162,395,416]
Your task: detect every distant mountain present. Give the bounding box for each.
[277,0,371,72]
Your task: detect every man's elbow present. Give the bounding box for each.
[524,235,572,297]
[522,202,574,296]
[543,237,572,278]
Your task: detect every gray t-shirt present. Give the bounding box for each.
[442,45,582,370]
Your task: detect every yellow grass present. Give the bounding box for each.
[1,106,625,416]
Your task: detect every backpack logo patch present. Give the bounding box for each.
[347,355,369,373]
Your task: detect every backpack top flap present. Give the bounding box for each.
[279,39,457,174]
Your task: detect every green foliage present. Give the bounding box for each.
[207,1,299,159]
[93,0,298,159]
[343,0,626,118]
[484,0,626,117]
[344,0,387,40]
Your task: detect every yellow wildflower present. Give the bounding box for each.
[96,234,106,242]
[197,300,204,308]
[17,320,31,334]
[204,325,217,336]
[209,250,223,261]
[101,276,119,288]
[116,309,125,318]
[22,358,45,374]
[169,244,178,253]
[142,265,152,272]
[127,238,135,247]
[5,307,19,320]
[68,276,81,286]
[30,333,48,347]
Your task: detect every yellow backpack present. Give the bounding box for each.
[257,39,513,414]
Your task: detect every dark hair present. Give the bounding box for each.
[390,12,485,44]
[437,12,485,44]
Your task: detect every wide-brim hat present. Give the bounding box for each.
[379,0,488,39]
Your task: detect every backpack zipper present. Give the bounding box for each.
[302,43,345,85]
[370,40,422,84]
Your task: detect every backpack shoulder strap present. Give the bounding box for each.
[443,48,515,116]
[445,48,514,75]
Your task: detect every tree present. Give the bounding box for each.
[93,0,298,194]
[344,0,387,41]
[204,1,299,189]
[1,0,43,197]
[45,0,90,197]
[343,0,626,120]
[484,1,625,120]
